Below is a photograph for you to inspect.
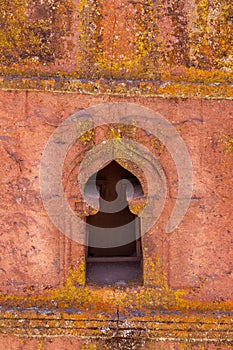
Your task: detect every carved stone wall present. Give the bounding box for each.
[0,0,233,348]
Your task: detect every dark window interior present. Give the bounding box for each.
[85,161,143,286]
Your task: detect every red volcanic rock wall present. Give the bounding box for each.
[0,0,233,348]
[1,0,232,79]
[0,91,232,300]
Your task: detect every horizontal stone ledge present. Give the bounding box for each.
[0,76,233,99]
[0,309,232,342]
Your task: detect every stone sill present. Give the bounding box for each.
[0,76,233,99]
[0,308,233,342]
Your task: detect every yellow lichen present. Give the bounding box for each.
[46,255,188,312]
[76,0,103,78]
[222,135,233,154]
[79,129,95,145]
[81,344,97,350]
[190,0,233,69]
[107,127,122,140]
[129,199,146,216]
[0,0,232,82]
[0,257,233,319]
[37,339,44,350]
[0,0,74,66]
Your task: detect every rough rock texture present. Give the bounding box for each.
[1,336,233,350]
[0,0,232,77]
[0,0,233,348]
[0,91,232,300]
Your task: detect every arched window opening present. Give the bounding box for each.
[85,161,143,286]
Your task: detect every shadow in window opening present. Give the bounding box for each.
[85,160,143,286]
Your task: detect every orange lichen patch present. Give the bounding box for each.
[0,276,233,342]
[95,0,137,77]
[79,129,95,145]
[76,0,103,78]
[157,81,230,99]
[98,0,160,79]
[189,0,233,70]
[0,298,233,342]
[199,84,226,98]
[0,256,233,314]
[0,75,232,99]
[221,135,233,154]
[129,197,146,216]
[82,340,233,350]
[0,0,74,67]
[161,66,233,84]
[157,82,200,98]
[0,0,232,79]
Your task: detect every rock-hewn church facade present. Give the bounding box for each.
[0,0,232,348]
